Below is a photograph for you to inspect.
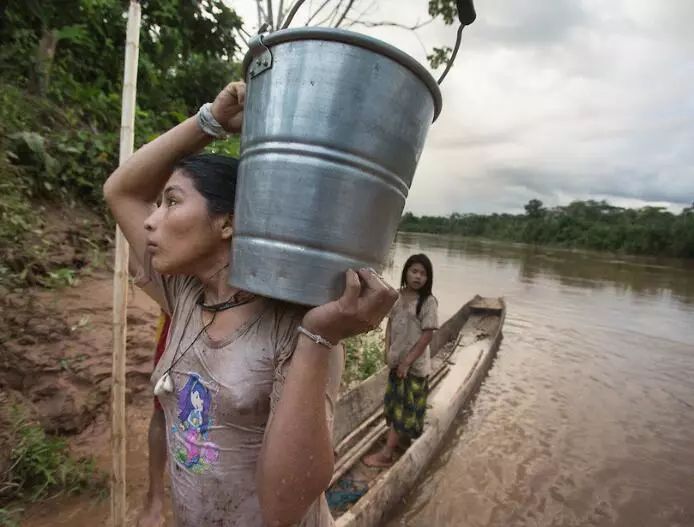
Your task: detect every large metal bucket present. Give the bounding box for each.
[229,28,442,306]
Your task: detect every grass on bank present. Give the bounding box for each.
[0,405,106,526]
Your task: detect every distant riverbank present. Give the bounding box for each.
[399,199,694,259]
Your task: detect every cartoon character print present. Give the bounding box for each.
[172,374,219,473]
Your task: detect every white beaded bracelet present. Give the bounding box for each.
[296,325,335,350]
[196,102,228,139]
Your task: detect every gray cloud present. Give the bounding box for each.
[490,166,693,206]
[462,0,590,47]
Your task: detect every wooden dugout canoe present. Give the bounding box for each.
[329,296,507,526]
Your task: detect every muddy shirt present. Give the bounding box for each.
[138,260,342,527]
[386,293,438,377]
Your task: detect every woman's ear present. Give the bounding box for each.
[220,213,234,240]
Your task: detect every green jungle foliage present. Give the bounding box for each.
[0,0,243,285]
[400,199,694,258]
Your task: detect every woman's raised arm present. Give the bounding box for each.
[102,82,245,265]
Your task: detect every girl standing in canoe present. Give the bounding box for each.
[364,254,438,467]
[104,80,397,526]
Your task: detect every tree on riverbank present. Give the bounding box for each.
[400,200,694,258]
[0,0,244,287]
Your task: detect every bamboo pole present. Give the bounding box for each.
[111,2,141,526]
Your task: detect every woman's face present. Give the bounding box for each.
[406,262,428,290]
[144,170,231,275]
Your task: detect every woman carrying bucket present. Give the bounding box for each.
[104,80,397,526]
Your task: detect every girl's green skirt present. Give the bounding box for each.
[384,368,429,440]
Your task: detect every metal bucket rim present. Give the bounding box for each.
[242,27,442,122]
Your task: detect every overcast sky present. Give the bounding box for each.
[228,0,693,215]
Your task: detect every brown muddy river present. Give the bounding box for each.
[382,233,694,527]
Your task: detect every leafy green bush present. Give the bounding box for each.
[342,329,385,387]
[0,506,21,527]
[0,0,245,288]
[1,407,105,506]
[42,268,78,289]
[0,164,33,247]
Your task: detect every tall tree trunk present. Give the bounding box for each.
[32,26,59,96]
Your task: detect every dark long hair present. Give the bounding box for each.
[174,153,239,215]
[400,253,434,316]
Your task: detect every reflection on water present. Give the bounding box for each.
[381,234,694,527]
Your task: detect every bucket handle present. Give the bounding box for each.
[247,33,274,78]
[437,0,476,85]
[249,1,474,83]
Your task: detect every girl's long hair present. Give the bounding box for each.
[400,253,434,316]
